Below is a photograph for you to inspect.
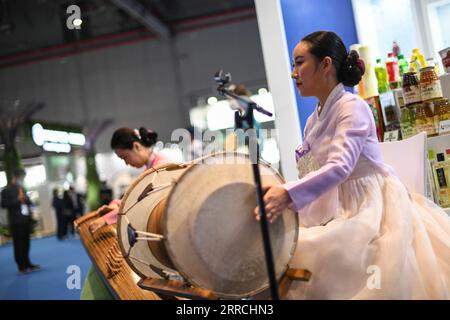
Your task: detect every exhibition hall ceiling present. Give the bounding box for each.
[0,0,255,57]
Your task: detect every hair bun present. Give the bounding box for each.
[339,50,364,87]
[138,127,158,147]
[356,58,365,76]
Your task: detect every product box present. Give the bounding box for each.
[439,47,450,74]
[379,91,401,140]
[432,160,450,208]
[440,73,450,100]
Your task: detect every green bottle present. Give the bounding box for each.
[375,59,389,94]
[397,54,409,78]
[400,105,415,139]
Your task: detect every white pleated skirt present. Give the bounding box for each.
[287,169,450,300]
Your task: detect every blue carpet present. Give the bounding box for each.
[0,235,92,300]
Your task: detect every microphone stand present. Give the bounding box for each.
[217,85,280,300]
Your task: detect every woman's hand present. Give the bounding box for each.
[96,204,113,216]
[88,217,107,235]
[254,185,292,223]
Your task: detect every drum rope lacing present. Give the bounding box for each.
[118,167,186,282]
[118,168,175,217]
[118,167,178,247]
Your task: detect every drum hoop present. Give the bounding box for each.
[117,163,187,280]
[161,151,299,298]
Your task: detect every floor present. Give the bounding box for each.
[0,235,92,300]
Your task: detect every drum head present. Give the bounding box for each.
[164,153,298,298]
[117,164,188,280]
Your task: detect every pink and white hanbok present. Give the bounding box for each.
[284,83,450,299]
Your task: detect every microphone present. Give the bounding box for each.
[214,70,232,86]
[229,94,273,117]
[214,70,273,117]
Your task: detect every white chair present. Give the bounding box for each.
[378,131,427,196]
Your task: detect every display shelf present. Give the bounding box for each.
[426,134,450,214]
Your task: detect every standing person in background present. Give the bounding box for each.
[99,181,113,206]
[1,168,40,274]
[51,188,66,240]
[63,188,76,238]
[64,186,84,235]
[82,127,175,300]
[75,190,85,217]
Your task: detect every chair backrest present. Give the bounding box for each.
[378,132,427,196]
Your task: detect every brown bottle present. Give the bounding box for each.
[415,102,437,136]
[365,96,385,141]
[433,98,450,135]
[402,72,421,105]
[420,66,443,102]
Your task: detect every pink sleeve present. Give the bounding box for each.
[283,99,371,211]
[153,153,175,166]
[102,199,122,225]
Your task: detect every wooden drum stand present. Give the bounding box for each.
[75,210,311,300]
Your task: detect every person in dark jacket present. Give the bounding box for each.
[51,188,66,240]
[99,181,113,206]
[63,187,84,237]
[1,168,40,274]
[63,189,75,237]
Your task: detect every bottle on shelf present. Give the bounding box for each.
[402,72,421,106]
[386,53,401,89]
[432,98,450,135]
[393,41,400,57]
[426,57,441,76]
[399,103,416,139]
[401,72,421,138]
[412,48,426,70]
[420,66,443,103]
[350,43,365,98]
[409,58,421,73]
[359,46,385,141]
[397,54,409,80]
[375,59,390,94]
[416,101,437,137]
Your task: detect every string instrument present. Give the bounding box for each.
[75,209,162,300]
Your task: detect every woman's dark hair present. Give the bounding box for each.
[301,31,364,87]
[110,127,158,150]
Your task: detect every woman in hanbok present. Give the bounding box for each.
[88,127,171,234]
[82,127,173,299]
[255,31,450,299]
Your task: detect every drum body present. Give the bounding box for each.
[117,152,298,299]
